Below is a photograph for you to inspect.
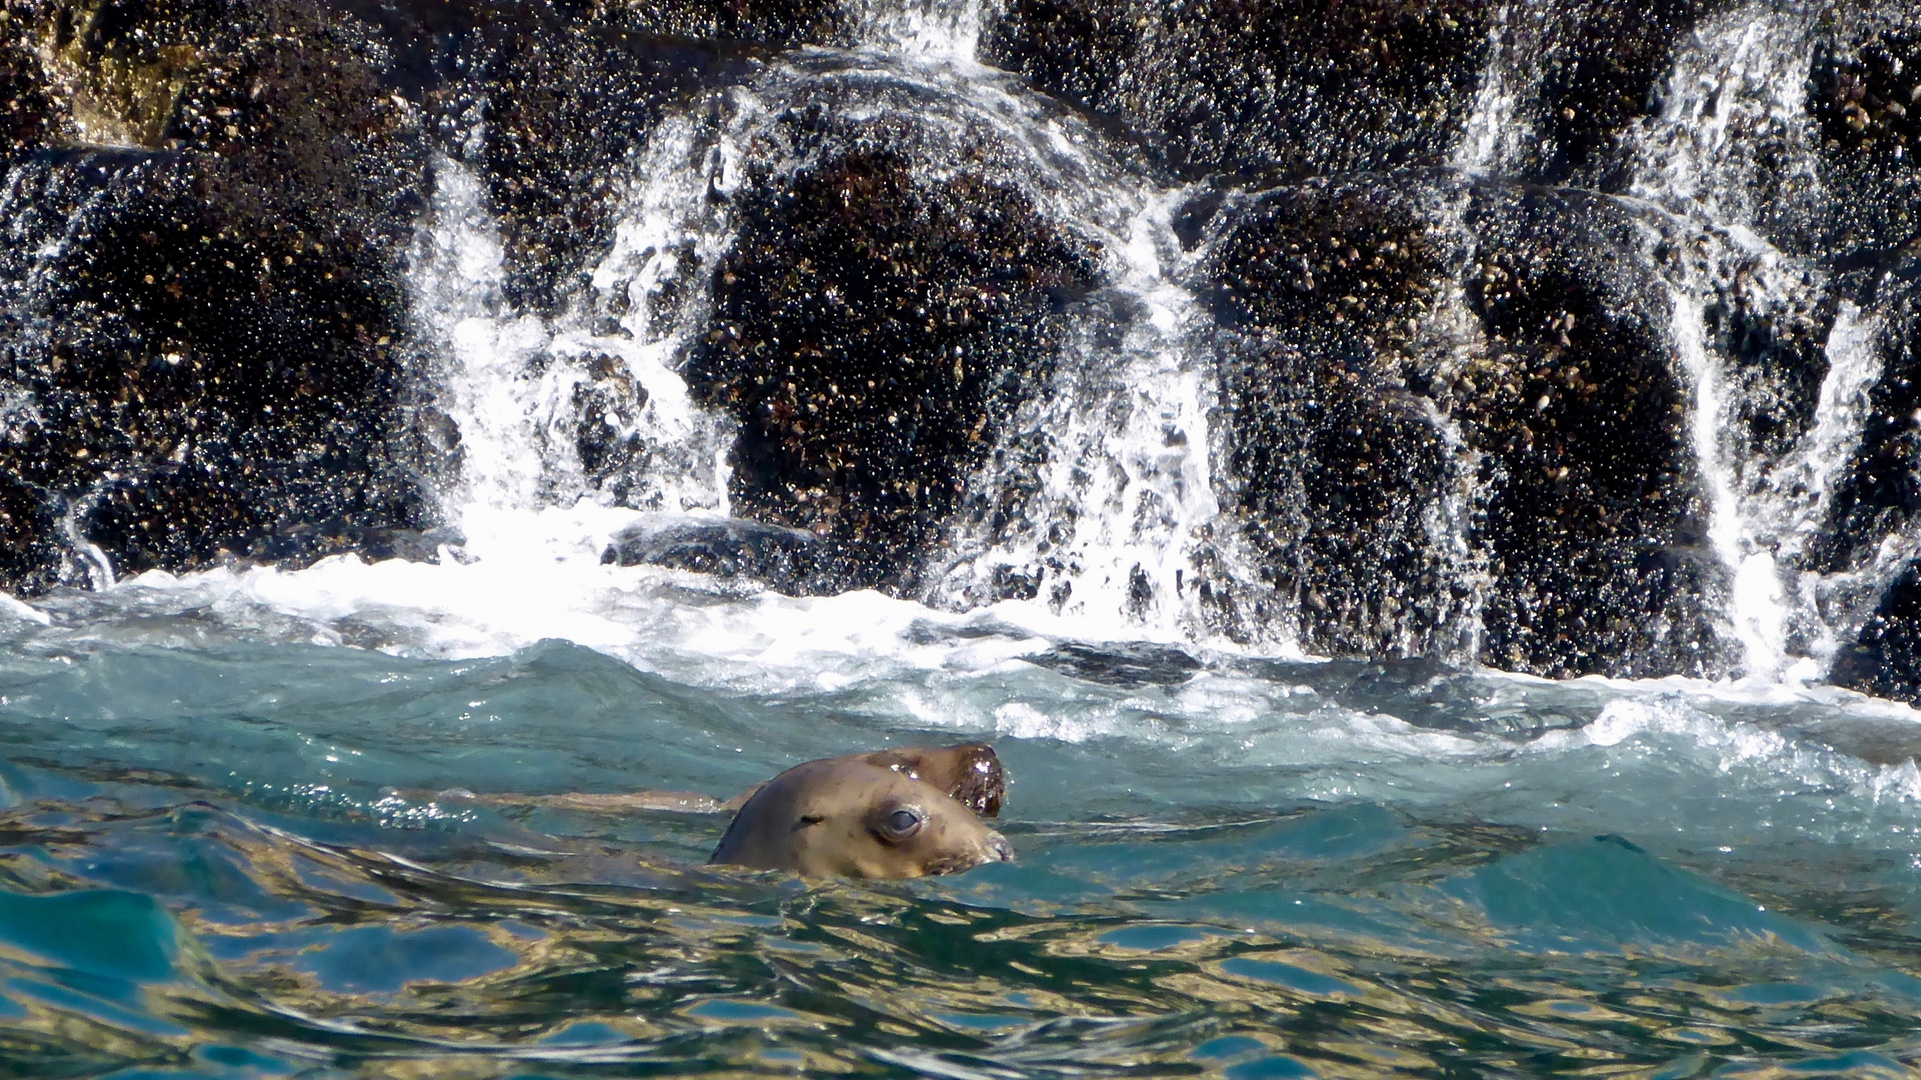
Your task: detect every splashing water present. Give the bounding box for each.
[1450,0,1548,177]
[1622,4,1831,680]
[1627,4,1818,230]
[852,0,995,64]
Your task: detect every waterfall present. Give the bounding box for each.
[759,18,1242,639]
[1622,3,1827,680]
[383,0,1908,678]
[929,184,1227,639]
[1784,303,1889,666]
[1451,1,1547,177]
[411,151,553,519]
[1667,280,1793,677]
[410,116,737,547]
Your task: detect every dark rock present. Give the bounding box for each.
[982,0,1490,181]
[1522,1,1732,187]
[0,1,435,593]
[1810,19,1921,267]
[1201,175,1471,659]
[1025,639,1202,688]
[2,4,71,154]
[1703,260,1833,465]
[1460,183,1725,678]
[1814,254,1921,575]
[685,146,1100,595]
[2,0,215,157]
[601,515,827,588]
[1830,559,1921,706]
[0,472,64,589]
[467,13,731,317]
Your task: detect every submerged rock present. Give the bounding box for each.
[602,515,828,588]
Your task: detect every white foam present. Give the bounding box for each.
[1451,0,1548,177]
[1626,4,1816,225]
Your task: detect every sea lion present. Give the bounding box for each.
[409,742,1004,817]
[726,742,1005,820]
[708,753,1014,877]
[400,742,1012,879]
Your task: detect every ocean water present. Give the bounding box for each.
[5,514,1921,1079]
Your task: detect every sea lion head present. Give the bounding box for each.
[709,754,1014,878]
[858,742,1004,819]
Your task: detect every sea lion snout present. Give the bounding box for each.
[985,832,1014,864]
[710,746,1014,879]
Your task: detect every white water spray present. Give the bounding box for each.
[851,0,994,66]
[1668,283,1791,678]
[1624,3,1829,680]
[1451,1,1547,177]
[411,155,553,519]
[410,115,740,550]
[1627,5,1817,227]
[932,188,1224,639]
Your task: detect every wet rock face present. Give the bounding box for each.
[468,10,743,317]
[2,0,213,155]
[2,7,66,151]
[1816,260,1921,578]
[1204,176,1728,678]
[1521,0,1731,186]
[1830,560,1921,706]
[686,149,1100,594]
[1811,23,1921,264]
[1203,178,1467,658]
[983,0,1489,180]
[0,1,433,592]
[1459,187,1722,679]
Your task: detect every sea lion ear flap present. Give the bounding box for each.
[862,742,1006,818]
[944,743,1004,819]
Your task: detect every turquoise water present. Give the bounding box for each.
[5,562,1921,1077]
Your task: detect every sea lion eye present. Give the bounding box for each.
[876,806,924,842]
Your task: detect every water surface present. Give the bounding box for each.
[4,553,1921,1078]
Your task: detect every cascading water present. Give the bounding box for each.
[1617,3,1839,680]
[931,186,1227,640]
[0,157,127,589]
[1450,0,1549,178]
[402,5,1247,645]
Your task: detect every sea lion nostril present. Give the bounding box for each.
[987,834,1014,863]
